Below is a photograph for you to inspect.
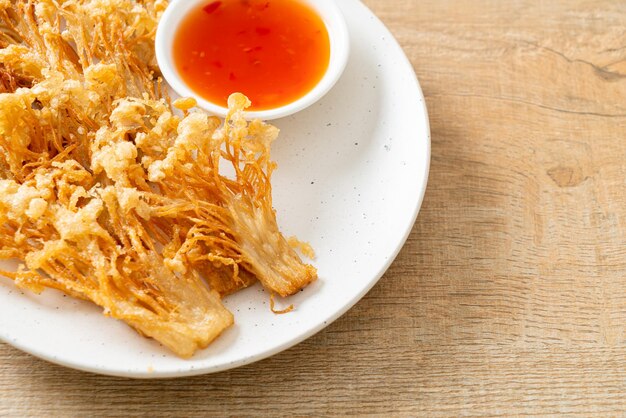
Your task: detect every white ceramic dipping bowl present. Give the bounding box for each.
[155,0,350,120]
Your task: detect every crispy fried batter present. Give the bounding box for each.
[0,0,317,357]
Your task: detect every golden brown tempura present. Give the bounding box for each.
[0,0,317,358]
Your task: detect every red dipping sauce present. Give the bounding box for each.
[173,0,331,111]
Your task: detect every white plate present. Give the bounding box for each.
[0,0,430,378]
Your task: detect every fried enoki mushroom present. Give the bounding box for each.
[0,164,234,358]
[0,0,317,358]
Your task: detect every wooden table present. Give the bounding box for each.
[2,0,625,415]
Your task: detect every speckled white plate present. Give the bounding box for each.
[0,0,430,378]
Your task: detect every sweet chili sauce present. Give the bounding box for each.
[173,0,331,111]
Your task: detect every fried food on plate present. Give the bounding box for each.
[0,0,317,358]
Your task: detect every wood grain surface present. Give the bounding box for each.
[2,0,626,416]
